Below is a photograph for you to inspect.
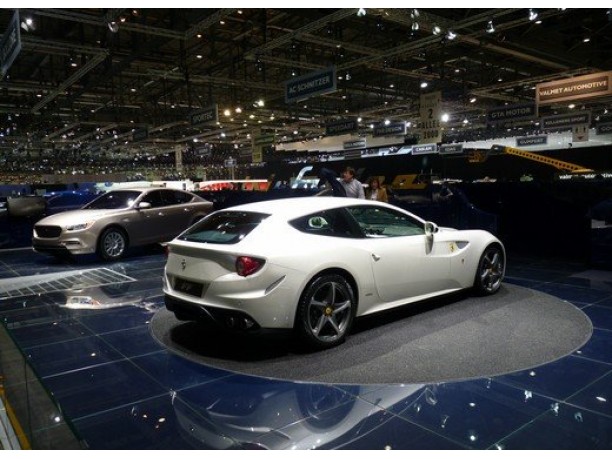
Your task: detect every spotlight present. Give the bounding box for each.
[384,119,391,126]
[256,99,265,107]
[223,109,231,117]
[446,30,457,40]
[108,21,119,33]
[441,113,450,122]
[583,37,591,43]
[470,97,477,103]
[528,9,538,21]
[345,72,351,81]
[420,82,428,89]
[412,22,419,32]
[357,117,362,122]
[357,8,366,17]
[432,25,441,35]
[486,20,495,33]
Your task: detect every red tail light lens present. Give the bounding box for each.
[236,256,265,277]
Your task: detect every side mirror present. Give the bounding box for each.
[425,221,439,237]
[137,202,152,210]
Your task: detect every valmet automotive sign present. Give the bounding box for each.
[536,72,612,105]
[285,67,336,103]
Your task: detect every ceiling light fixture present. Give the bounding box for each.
[223,109,231,117]
[486,20,495,33]
[583,37,591,43]
[432,25,441,35]
[357,117,362,122]
[420,82,428,88]
[529,9,538,21]
[470,97,477,103]
[412,22,419,32]
[108,21,119,33]
[441,113,450,122]
[447,30,457,40]
[384,119,391,125]
[256,99,265,107]
[357,8,366,17]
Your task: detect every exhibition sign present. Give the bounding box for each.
[343,139,366,150]
[325,118,358,136]
[536,71,612,105]
[596,122,612,135]
[412,143,438,155]
[0,10,21,79]
[439,143,464,154]
[373,122,406,137]
[486,103,537,124]
[190,104,218,125]
[541,112,591,130]
[417,91,442,143]
[516,135,547,147]
[285,67,336,103]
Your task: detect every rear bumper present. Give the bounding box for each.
[165,294,261,331]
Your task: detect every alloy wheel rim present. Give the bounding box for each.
[480,248,503,292]
[104,232,125,257]
[307,281,352,342]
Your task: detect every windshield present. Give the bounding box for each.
[83,191,142,210]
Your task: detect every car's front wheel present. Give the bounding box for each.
[474,244,504,295]
[97,227,128,261]
[295,274,356,350]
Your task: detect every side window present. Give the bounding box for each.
[141,190,165,208]
[346,205,424,237]
[290,209,361,238]
[161,190,191,205]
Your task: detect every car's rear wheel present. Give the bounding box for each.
[295,274,356,350]
[97,227,128,261]
[474,244,504,295]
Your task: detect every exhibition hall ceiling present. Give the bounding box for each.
[0,7,611,155]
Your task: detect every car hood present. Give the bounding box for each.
[36,208,124,225]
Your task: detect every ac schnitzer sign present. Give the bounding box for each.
[536,72,612,105]
[285,67,336,103]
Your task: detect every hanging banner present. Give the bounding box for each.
[541,112,591,130]
[190,104,218,125]
[325,118,358,136]
[0,10,21,79]
[285,67,336,103]
[487,103,537,124]
[373,122,406,137]
[516,135,548,147]
[536,71,612,105]
[417,91,442,143]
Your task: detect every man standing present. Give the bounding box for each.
[341,166,365,199]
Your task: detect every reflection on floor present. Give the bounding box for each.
[0,248,611,449]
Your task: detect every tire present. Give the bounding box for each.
[473,244,504,295]
[97,227,128,261]
[295,274,356,350]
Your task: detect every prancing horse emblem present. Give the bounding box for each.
[181,259,187,270]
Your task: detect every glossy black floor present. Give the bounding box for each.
[0,247,611,450]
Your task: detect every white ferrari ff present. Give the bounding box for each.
[163,197,505,349]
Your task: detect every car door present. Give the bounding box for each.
[346,205,451,303]
[128,189,171,244]
[159,189,196,237]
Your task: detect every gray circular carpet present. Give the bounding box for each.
[150,284,592,384]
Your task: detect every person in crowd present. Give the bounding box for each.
[367,177,388,202]
[341,166,365,199]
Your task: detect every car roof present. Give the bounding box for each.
[224,196,395,219]
[105,187,190,193]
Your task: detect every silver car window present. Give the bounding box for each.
[83,191,142,210]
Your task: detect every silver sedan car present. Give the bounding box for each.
[33,187,212,260]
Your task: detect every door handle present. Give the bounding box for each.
[371,253,381,261]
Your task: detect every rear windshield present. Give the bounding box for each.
[178,211,270,244]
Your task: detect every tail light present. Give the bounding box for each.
[236,256,265,277]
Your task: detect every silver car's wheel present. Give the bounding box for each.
[98,227,128,261]
[474,244,504,295]
[296,274,356,350]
